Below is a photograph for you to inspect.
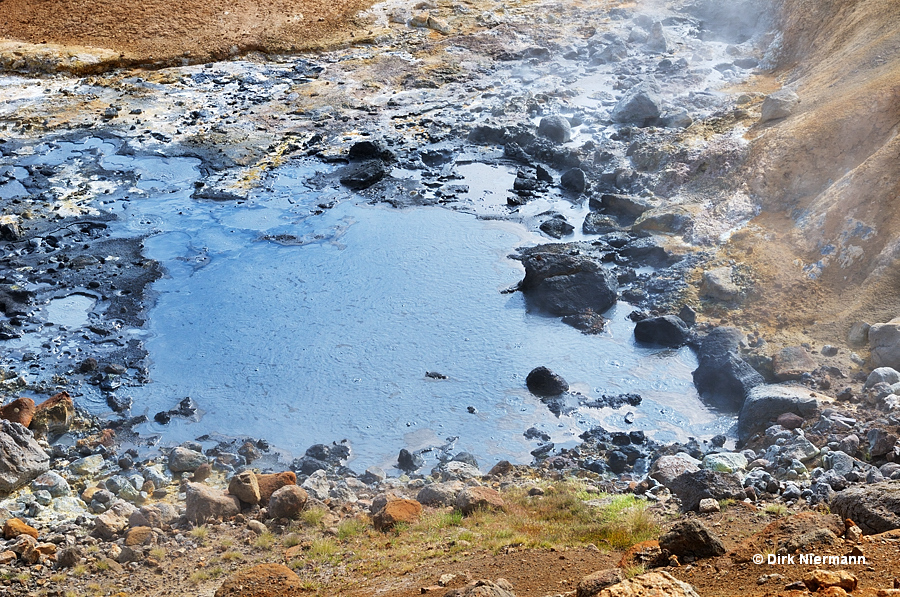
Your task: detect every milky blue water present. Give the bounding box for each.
[11,137,731,471]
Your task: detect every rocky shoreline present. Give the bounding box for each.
[2,0,900,593]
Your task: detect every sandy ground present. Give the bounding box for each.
[0,0,375,64]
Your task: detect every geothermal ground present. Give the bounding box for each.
[0,0,899,596]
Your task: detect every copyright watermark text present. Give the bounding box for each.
[752,554,866,565]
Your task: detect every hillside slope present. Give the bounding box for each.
[728,0,900,346]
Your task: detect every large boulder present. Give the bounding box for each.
[372,498,422,531]
[168,447,207,473]
[268,485,308,520]
[831,481,900,534]
[577,569,625,597]
[416,481,464,506]
[519,251,617,316]
[772,347,817,381]
[610,80,663,127]
[256,471,296,504]
[870,318,900,370]
[537,115,572,144]
[667,469,745,512]
[215,563,305,597]
[338,160,388,191]
[692,327,764,410]
[634,315,690,348]
[596,572,700,597]
[456,486,506,515]
[759,89,800,123]
[228,471,261,505]
[184,482,240,524]
[649,454,700,486]
[738,384,821,442]
[526,366,569,396]
[658,520,726,558]
[0,420,49,495]
[0,398,35,427]
[30,391,74,437]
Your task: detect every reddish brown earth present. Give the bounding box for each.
[0,0,375,66]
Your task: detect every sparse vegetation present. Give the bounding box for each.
[301,506,328,527]
[337,516,368,540]
[189,525,209,541]
[254,530,276,550]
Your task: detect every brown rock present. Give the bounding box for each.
[184,482,240,524]
[487,460,513,476]
[283,544,304,562]
[456,486,505,515]
[0,551,14,565]
[31,391,74,436]
[820,588,848,597]
[3,517,37,539]
[773,347,817,382]
[776,412,805,430]
[256,471,296,505]
[125,526,155,547]
[268,485,308,519]
[0,398,35,427]
[82,485,102,502]
[57,546,82,568]
[803,570,858,593]
[373,498,422,531]
[190,463,212,483]
[228,470,261,505]
[597,572,700,597]
[215,563,305,597]
[578,569,626,597]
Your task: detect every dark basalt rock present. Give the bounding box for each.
[692,326,764,410]
[339,160,388,190]
[526,366,569,396]
[634,315,690,347]
[519,251,617,316]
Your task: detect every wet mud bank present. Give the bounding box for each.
[0,0,898,545]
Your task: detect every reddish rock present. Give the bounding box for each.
[3,518,38,540]
[256,471,296,505]
[215,563,305,597]
[456,486,505,515]
[31,391,74,436]
[373,498,422,531]
[0,398,35,427]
